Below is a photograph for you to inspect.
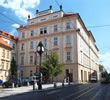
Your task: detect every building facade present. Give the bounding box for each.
[0,38,12,82]
[0,30,18,62]
[17,6,99,83]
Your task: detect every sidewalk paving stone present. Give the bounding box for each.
[0,82,80,98]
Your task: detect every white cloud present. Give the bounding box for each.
[12,24,20,28]
[0,0,40,22]
[99,52,110,73]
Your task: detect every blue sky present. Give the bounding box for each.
[0,0,110,72]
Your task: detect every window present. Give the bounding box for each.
[80,51,83,64]
[12,56,14,60]
[66,35,71,44]
[40,28,43,34]
[30,56,33,64]
[6,63,8,70]
[2,62,4,69]
[2,49,5,57]
[44,39,47,47]
[30,41,34,49]
[21,56,24,65]
[31,30,34,36]
[54,37,58,46]
[66,22,71,29]
[44,27,47,34]
[13,44,15,49]
[54,25,58,32]
[21,43,24,51]
[30,70,33,76]
[7,51,9,58]
[22,32,25,38]
[40,27,47,34]
[21,71,23,77]
[67,52,71,61]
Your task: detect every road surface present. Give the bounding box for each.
[0,83,110,100]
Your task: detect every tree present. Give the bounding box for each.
[10,58,17,78]
[42,51,63,83]
[99,64,105,72]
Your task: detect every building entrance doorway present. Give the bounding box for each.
[65,69,73,82]
[81,70,83,82]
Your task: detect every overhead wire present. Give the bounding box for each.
[54,0,110,29]
[87,24,110,28]
[0,12,21,25]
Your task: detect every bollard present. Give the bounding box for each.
[16,84,18,88]
[27,82,30,86]
[12,83,14,88]
[54,82,56,88]
[33,81,36,90]
[68,81,70,85]
[62,81,64,86]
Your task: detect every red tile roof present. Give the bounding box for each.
[0,30,18,40]
[0,37,12,48]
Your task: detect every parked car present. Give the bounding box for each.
[2,78,22,88]
[22,78,33,85]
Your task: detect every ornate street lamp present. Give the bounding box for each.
[37,41,44,90]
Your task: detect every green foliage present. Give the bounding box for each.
[42,51,63,82]
[10,58,17,77]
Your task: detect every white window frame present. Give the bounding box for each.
[30,41,34,49]
[54,37,58,46]
[30,30,34,36]
[21,56,24,65]
[54,24,58,32]
[22,32,25,38]
[21,43,24,51]
[40,27,47,34]
[67,52,71,61]
[66,22,71,29]
[30,56,33,64]
[30,70,33,76]
[44,39,47,47]
[66,35,71,44]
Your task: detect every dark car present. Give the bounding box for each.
[22,78,33,85]
[2,78,22,88]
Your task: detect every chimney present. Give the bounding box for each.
[60,5,62,11]
[36,10,39,14]
[50,5,52,10]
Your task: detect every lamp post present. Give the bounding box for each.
[37,42,44,90]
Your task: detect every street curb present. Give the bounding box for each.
[30,83,82,92]
[0,83,82,99]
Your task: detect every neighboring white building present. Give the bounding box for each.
[0,37,12,82]
[0,30,18,62]
[17,6,99,83]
